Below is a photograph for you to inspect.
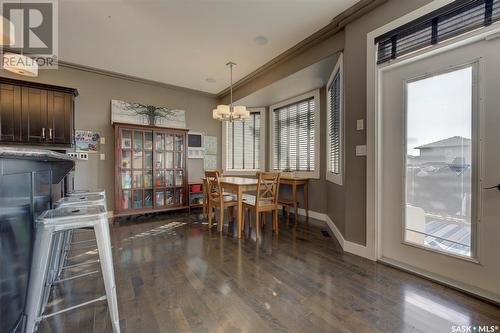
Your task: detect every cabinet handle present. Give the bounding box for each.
[42,127,46,140]
[49,128,53,140]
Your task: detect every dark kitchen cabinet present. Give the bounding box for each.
[22,87,48,143]
[0,84,22,142]
[47,91,73,144]
[0,77,78,146]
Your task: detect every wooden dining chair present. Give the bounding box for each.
[202,169,223,218]
[205,170,237,232]
[243,172,281,239]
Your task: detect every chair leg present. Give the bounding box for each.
[219,206,224,233]
[273,210,279,235]
[255,209,260,240]
[286,206,290,227]
[25,225,54,333]
[208,201,212,228]
[245,207,250,233]
[94,220,120,333]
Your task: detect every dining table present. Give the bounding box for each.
[202,175,310,238]
[202,176,259,238]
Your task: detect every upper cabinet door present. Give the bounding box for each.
[0,84,22,142]
[47,91,73,144]
[21,87,48,143]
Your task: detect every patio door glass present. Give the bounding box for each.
[405,66,474,257]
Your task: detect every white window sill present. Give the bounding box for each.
[326,172,343,185]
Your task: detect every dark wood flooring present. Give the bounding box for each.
[38,212,500,333]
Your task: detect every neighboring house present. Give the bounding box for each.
[415,136,471,164]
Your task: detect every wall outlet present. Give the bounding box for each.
[100,136,106,145]
[78,152,89,160]
[356,145,367,156]
[67,152,78,159]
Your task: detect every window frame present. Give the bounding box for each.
[222,107,266,176]
[269,90,320,179]
[326,53,344,185]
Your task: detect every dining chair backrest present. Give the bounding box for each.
[205,170,223,203]
[256,172,281,206]
[205,168,223,176]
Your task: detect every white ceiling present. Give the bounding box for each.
[59,0,359,94]
[235,53,339,107]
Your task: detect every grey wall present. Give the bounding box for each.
[0,67,219,211]
[331,0,433,245]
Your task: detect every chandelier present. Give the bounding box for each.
[212,62,250,122]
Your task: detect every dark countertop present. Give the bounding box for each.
[0,146,74,161]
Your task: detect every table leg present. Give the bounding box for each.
[304,182,309,222]
[292,183,298,225]
[203,179,208,218]
[237,187,243,239]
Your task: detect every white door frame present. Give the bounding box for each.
[366,0,500,300]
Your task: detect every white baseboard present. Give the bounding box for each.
[379,257,500,305]
[278,205,374,261]
[324,215,374,260]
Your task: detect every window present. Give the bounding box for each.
[404,65,476,258]
[327,54,343,185]
[270,90,320,178]
[376,0,500,64]
[222,108,265,174]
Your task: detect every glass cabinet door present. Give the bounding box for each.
[119,128,155,211]
[153,131,185,207]
[120,129,133,210]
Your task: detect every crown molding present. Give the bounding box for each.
[58,61,217,97]
[0,46,217,98]
[216,0,388,99]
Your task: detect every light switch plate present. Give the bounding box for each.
[100,137,106,145]
[78,152,89,160]
[357,119,364,131]
[356,145,367,156]
[100,153,106,160]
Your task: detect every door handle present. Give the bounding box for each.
[49,128,53,140]
[484,184,500,191]
[42,127,46,140]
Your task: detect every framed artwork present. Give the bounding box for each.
[204,155,217,170]
[203,135,217,169]
[75,130,100,153]
[111,99,186,129]
[204,136,217,155]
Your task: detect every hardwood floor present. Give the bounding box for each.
[38,212,500,333]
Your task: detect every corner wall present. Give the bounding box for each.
[333,0,433,245]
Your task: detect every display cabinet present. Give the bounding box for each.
[114,123,188,216]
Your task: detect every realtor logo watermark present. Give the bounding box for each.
[1,0,58,69]
[452,325,499,332]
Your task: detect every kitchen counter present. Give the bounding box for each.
[0,146,75,333]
